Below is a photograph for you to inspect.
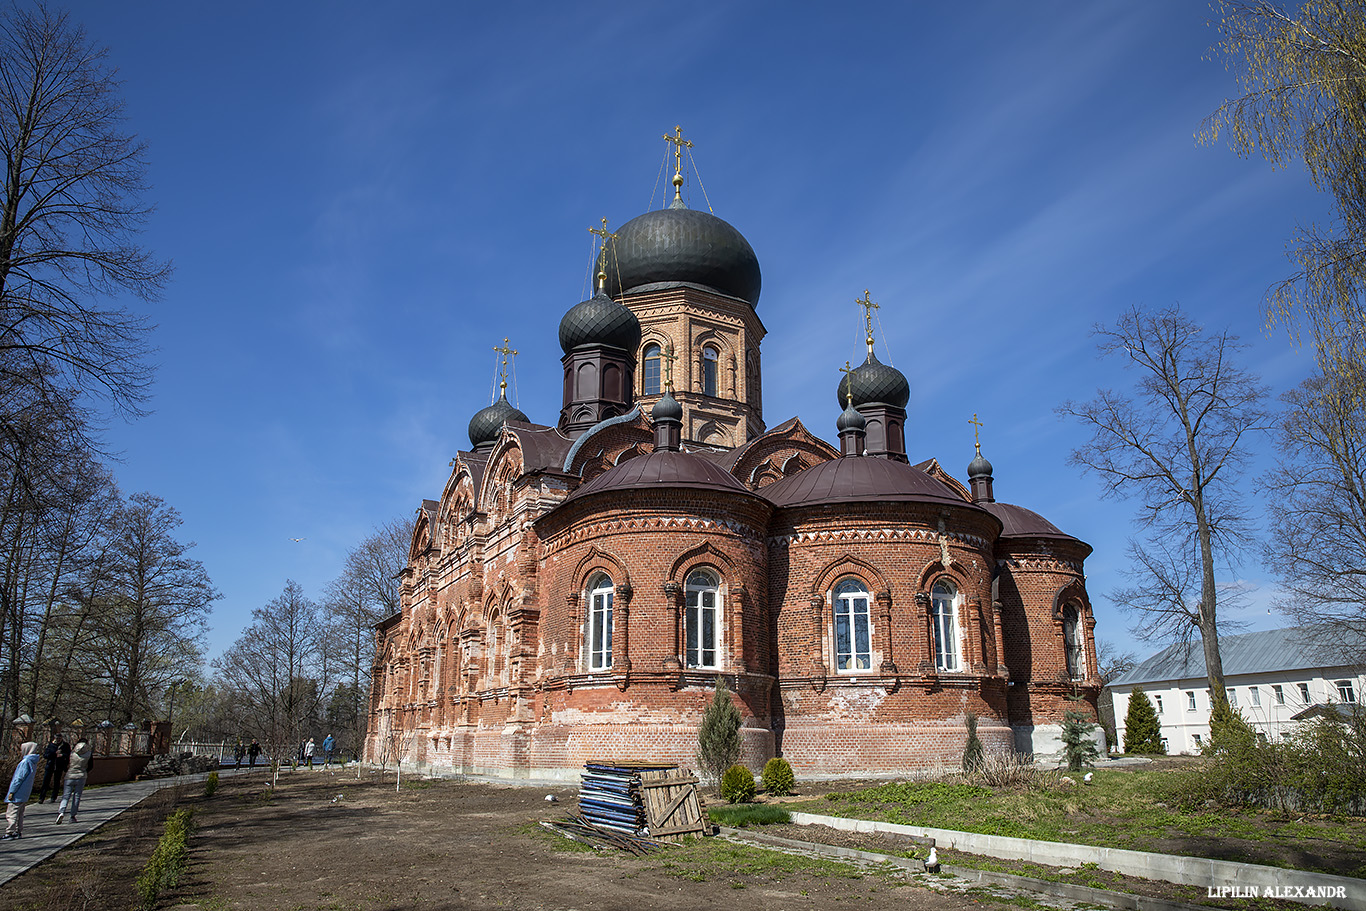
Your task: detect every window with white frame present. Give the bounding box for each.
[1186,691,1197,711]
[1250,687,1261,707]
[833,578,872,671]
[586,574,613,671]
[643,344,662,396]
[1299,682,1312,704]
[702,346,719,397]
[1192,733,1203,748]
[932,579,961,672]
[1273,684,1285,705]
[1062,604,1084,679]
[1227,688,1238,708]
[685,570,720,669]
[1154,695,1163,714]
[1336,680,1357,703]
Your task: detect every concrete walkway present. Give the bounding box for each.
[0,766,265,887]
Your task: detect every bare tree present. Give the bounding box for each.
[0,5,167,417]
[215,580,330,782]
[1265,370,1366,660]
[1059,306,1269,703]
[1202,1,1366,407]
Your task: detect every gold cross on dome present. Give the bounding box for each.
[839,359,855,407]
[661,342,677,392]
[588,218,617,290]
[493,338,517,395]
[969,413,984,454]
[855,289,880,350]
[663,125,693,177]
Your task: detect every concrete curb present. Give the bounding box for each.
[790,812,1364,911]
[721,826,1219,911]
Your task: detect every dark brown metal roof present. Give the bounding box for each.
[505,421,574,474]
[567,449,750,500]
[980,501,1076,540]
[763,456,979,509]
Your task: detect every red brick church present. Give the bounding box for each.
[365,142,1100,780]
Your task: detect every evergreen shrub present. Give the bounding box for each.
[761,757,795,796]
[1122,687,1165,754]
[720,764,756,803]
[696,676,742,786]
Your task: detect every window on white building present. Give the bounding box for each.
[1299,682,1312,704]
[931,579,961,672]
[587,574,613,671]
[1273,684,1285,705]
[1186,691,1197,711]
[1154,695,1163,714]
[1193,733,1203,748]
[1336,680,1357,703]
[1250,687,1261,707]
[1227,688,1237,708]
[834,578,872,671]
[685,570,720,669]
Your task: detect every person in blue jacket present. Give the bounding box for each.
[5,741,40,839]
[322,733,336,768]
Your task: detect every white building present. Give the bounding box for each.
[1109,628,1364,755]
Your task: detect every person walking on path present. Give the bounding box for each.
[36,735,69,804]
[56,737,92,824]
[4,742,40,839]
[322,733,335,768]
[304,738,316,769]
[247,739,261,768]
[233,739,244,768]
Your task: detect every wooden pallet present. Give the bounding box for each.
[638,768,706,841]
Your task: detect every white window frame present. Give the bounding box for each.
[1250,687,1261,707]
[932,579,961,672]
[1227,688,1237,708]
[1154,695,1163,714]
[1273,684,1285,705]
[685,570,720,669]
[1299,682,1312,704]
[1186,691,1197,711]
[702,346,719,397]
[1062,604,1084,679]
[586,574,613,671]
[833,578,872,671]
[1336,680,1357,703]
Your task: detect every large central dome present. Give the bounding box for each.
[600,205,761,306]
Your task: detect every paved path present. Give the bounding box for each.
[0,766,266,887]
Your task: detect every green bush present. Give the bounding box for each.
[1061,702,1100,772]
[204,770,219,797]
[1208,698,1256,756]
[696,677,742,786]
[720,764,756,803]
[962,711,984,771]
[1122,687,1165,754]
[761,757,795,796]
[135,808,195,910]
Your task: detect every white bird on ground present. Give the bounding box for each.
[545,794,558,802]
[926,846,939,871]
[1083,772,1094,784]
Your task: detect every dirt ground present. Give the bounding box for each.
[1,770,1024,911]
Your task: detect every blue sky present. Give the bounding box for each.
[66,2,1324,665]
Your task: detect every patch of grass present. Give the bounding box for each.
[786,766,1366,875]
[707,804,791,827]
[399,779,433,790]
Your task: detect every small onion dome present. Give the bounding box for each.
[467,393,528,449]
[835,351,910,409]
[652,390,683,422]
[968,452,993,479]
[599,207,762,306]
[836,401,866,432]
[558,289,643,354]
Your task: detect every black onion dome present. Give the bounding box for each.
[558,290,642,354]
[836,352,910,409]
[968,453,993,479]
[836,402,866,432]
[600,207,761,306]
[652,390,683,422]
[468,394,529,449]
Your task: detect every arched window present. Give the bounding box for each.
[1062,604,1084,679]
[833,578,872,671]
[702,346,719,397]
[685,570,720,668]
[587,574,614,671]
[932,579,960,672]
[643,343,662,396]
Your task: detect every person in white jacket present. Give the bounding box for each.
[57,737,92,824]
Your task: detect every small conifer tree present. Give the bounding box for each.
[1061,699,1101,771]
[1208,697,1256,756]
[1122,687,1165,754]
[962,711,985,772]
[697,676,742,786]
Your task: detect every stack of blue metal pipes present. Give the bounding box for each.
[578,762,673,834]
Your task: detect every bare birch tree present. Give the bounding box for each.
[1059,306,1269,704]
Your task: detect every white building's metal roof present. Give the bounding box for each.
[1111,628,1361,688]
